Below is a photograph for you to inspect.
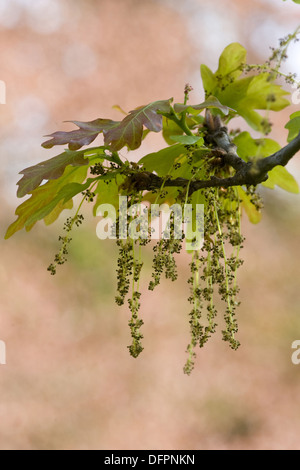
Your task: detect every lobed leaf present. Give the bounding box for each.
[234,132,281,161]
[238,187,262,224]
[200,43,246,96]
[215,43,247,81]
[200,65,217,96]
[42,119,119,150]
[217,74,290,130]
[285,111,300,142]
[139,144,188,177]
[234,132,299,193]
[5,166,90,239]
[104,99,173,151]
[262,166,299,193]
[201,44,290,132]
[43,199,73,226]
[17,147,107,198]
[93,175,125,215]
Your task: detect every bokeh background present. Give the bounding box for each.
[1,0,300,450]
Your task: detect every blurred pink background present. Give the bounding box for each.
[1,0,300,450]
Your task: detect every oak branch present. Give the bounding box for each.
[131,114,300,196]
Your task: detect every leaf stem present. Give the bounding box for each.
[165,107,194,136]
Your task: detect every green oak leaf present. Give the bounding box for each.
[171,156,206,180]
[143,188,179,206]
[162,116,184,145]
[201,44,290,132]
[263,166,299,193]
[104,99,173,151]
[201,43,246,95]
[234,132,299,193]
[25,178,95,227]
[169,135,204,145]
[234,132,281,161]
[43,199,73,226]
[5,166,90,239]
[215,43,247,81]
[93,175,126,216]
[216,74,290,130]
[200,65,217,97]
[238,187,262,224]
[285,111,300,142]
[139,144,188,177]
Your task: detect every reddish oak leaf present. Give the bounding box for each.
[17,147,106,198]
[104,99,173,151]
[42,118,119,150]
